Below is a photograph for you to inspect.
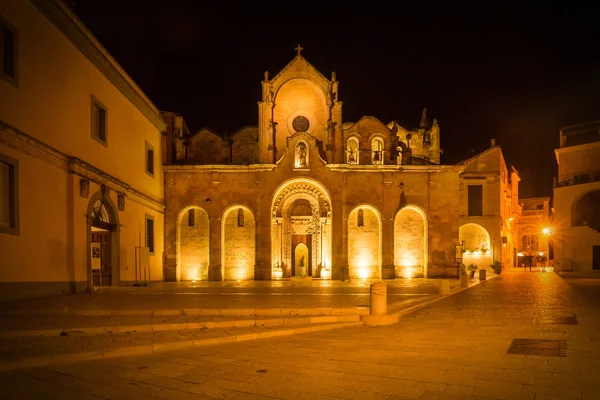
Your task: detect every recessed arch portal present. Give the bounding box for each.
[222,205,256,281]
[348,204,382,279]
[176,206,210,281]
[459,223,493,268]
[394,204,428,278]
[271,178,332,279]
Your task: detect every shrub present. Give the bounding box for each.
[467,263,478,271]
[492,261,503,274]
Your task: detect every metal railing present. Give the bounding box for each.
[555,169,600,188]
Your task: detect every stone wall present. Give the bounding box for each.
[178,206,210,281]
[222,207,255,280]
[394,207,426,277]
[347,207,381,279]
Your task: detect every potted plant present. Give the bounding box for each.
[492,261,503,275]
[467,263,478,278]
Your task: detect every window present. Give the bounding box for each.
[522,234,538,252]
[188,209,195,227]
[0,153,19,235]
[371,137,383,165]
[347,137,359,165]
[357,209,364,227]
[237,208,244,227]
[91,96,107,145]
[0,17,17,86]
[467,185,483,216]
[145,214,154,255]
[145,141,154,177]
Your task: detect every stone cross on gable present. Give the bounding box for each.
[295,44,304,55]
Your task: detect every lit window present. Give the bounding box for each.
[347,137,359,165]
[145,214,154,255]
[0,153,19,235]
[0,17,17,86]
[145,141,154,177]
[522,234,538,251]
[91,96,107,145]
[371,137,383,165]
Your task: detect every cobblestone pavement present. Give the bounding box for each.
[2,269,598,399]
[0,278,466,314]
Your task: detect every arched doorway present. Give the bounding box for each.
[394,205,428,278]
[271,178,332,279]
[347,205,382,279]
[87,192,119,290]
[459,223,492,269]
[293,242,310,277]
[221,205,255,281]
[176,206,210,281]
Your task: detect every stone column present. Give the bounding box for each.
[382,172,395,279]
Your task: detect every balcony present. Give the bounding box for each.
[555,169,600,188]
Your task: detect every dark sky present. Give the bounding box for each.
[71,1,600,198]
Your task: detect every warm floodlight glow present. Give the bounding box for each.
[403,266,416,280]
[517,252,523,257]
[538,252,544,256]
[358,268,369,279]
[509,217,514,221]
[542,228,550,235]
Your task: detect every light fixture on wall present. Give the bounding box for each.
[205,198,211,203]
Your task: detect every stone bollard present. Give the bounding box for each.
[439,279,450,294]
[370,281,387,316]
[479,269,486,281]
[460,273,468,288]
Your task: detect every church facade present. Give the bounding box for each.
[162,52,521,282]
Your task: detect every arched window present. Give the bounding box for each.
[371,137,384,165]
[91,199,112,223]
[188,209,195,227]
[346,137,359,165]
[357,209,364,227]
[237,208,245,227]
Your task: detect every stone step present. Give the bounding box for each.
[0,314,362,338]
[0,321,363,372]
[0,306,369,318]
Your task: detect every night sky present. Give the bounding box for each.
[71,2,600,198]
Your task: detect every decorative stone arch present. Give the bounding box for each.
[86,191,120,290]
[369,134,385,164]
[571,189,600,229]
[394,204,428,278]
[347,204,382,279]
[176,205,210,281]
[221,204,256,281]
[295,140,309,168]
[346,135,360,165]
[271,178,332,279]
[459,223,493,268]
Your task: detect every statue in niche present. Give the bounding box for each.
[296,142,307,168]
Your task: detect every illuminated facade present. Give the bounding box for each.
[517,197,552,262]
[163,54,521,281]
[552,121,600,271]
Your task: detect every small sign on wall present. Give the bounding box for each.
[91,243,101,270]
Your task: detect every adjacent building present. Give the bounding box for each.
[552,121,600,271]
[0,0,166,300]
[517,197,552,265]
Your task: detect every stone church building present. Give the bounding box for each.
[1,0,521,301]
[162,52,521,282]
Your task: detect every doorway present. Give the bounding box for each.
[593,245,600,270]
[87,193,120,290]
[292,234,312,277]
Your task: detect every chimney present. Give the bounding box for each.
[491,138,496,147]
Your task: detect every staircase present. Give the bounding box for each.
[0,308,365,371]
